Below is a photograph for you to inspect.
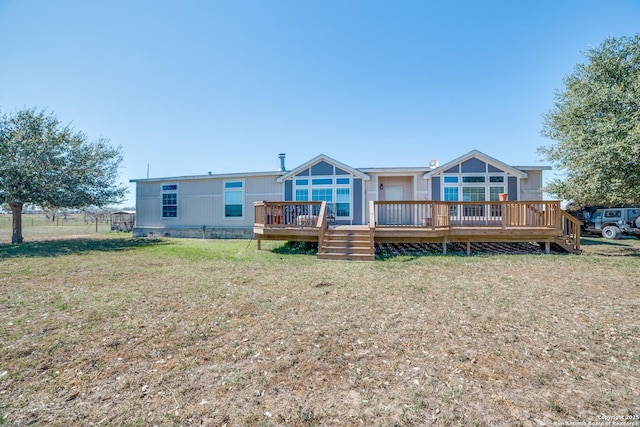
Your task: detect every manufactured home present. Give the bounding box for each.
[131,150,581,259]
[131,150,545,237]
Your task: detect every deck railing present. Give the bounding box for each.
[371,200,563,229]
[254,201,324,228]
[255,200,581,253]
[561,210,582,251]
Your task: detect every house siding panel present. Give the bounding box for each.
[444,165,459,173]
[311,161,334,175]
[353,178,363,225]
[461,158,486,173]
[431,177,441,201]
[285,180,293,201]
[508,176,518,200]
[519,170,544,200]
[134,175,281,232]
[488,164,504,173]
[416,175,430,200]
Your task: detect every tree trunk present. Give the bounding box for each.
[9,202,24,244]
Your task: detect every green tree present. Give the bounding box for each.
[540,34,640,207]
[0,108,126,243]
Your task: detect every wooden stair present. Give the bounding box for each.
[552,235,582,254]
[317,227,375,261]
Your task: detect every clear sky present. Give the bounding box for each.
[1,0,639,207]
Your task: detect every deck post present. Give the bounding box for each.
[545,242,550,254]
[466,241,471,256]
[442,238,448,255]
[257,239,261,250]
[502,202,507,229]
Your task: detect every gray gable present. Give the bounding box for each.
[461,158,486,173]
[444,165,459,173]
[311,161,334,175]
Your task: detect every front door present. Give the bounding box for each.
[384,185,404,225]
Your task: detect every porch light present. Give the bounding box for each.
[379,184,384,190]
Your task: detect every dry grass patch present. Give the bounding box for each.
[0,231,639,426]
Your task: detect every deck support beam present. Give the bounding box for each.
[466,241,471,256]
[545,242,550,254]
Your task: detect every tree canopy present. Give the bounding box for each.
[0,108,126,243]
[539,34,640,207]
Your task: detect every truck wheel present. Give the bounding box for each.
[602,226,621,239]
[634,216,640,229]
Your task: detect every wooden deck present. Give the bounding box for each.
[254,201,582,260]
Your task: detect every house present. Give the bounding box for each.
[131,150,551,239]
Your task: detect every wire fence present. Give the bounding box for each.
[0,213,127,242]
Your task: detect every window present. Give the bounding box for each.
[604,210,621,219]
[312,188,333,202]
[161,184,178,218]
[444,186,459,215]
[443,187,459,201]
[336,188,350,216]
[224,181,243,218]
[463,187,485,202]
[292,172,352,220]
[312,178,333,185]
[441,172,508,202]
[462,176,485,183]
[489,186,505,201]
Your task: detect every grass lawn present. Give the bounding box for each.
[0,218,639,426]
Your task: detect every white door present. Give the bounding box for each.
[384,185,404,225]
[384,185,403,201]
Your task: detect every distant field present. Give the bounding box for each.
[0,221,639,426]
[0,213,112,242]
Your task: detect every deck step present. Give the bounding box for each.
[318,227,374,261]
[552,235,582,254]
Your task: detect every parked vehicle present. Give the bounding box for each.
[583,207,640,239]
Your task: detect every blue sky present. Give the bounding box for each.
[1,1,639,207]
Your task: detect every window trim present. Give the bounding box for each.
[224,180,245,220]
[292,175,352,220]
[161,183,179,220]
[441,173,508,201]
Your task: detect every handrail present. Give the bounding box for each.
[560,210,582,252]
[254,201,323,228]
[373,200,564,229]
[317,201,328,250]
[254,201,267,227]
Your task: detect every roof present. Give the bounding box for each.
[130,151,549,184]
[512,165,552,171]
[423,149,529,179]
[358,166,432,174]
[130,170,282,183]
[276,154,370,183]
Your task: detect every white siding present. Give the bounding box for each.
[519,170,544,201]
[135,175,282,228]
